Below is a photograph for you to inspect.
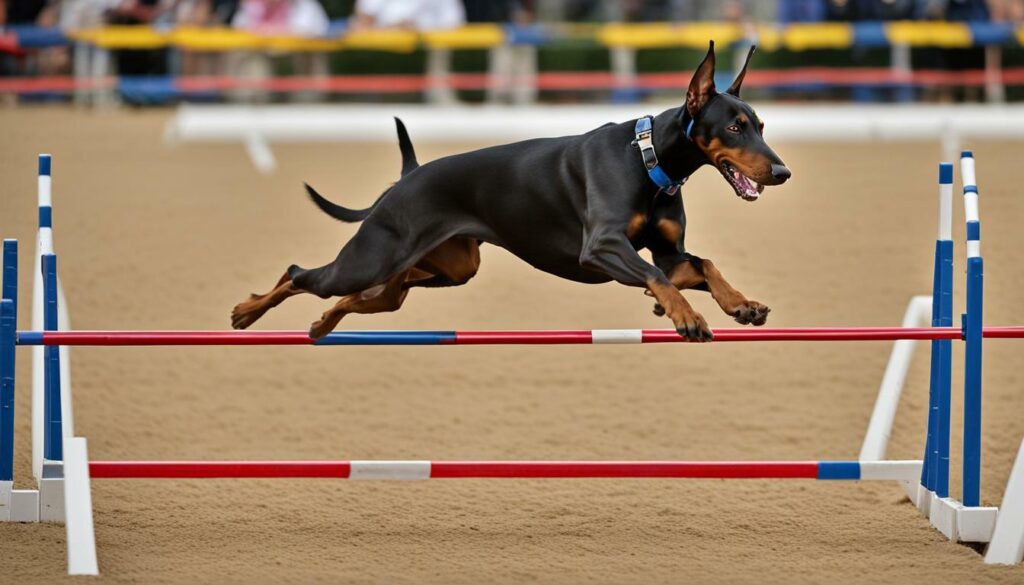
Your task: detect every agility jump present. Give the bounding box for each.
[2,151,1024,575]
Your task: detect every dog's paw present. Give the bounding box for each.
[732,301,770,326]
[675,311,713,343]
[652,303,666,317]
[230,295,262,330]
[308,320,332,341]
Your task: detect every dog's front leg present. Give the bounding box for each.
[580,229,712,341]
[661,255,770,326]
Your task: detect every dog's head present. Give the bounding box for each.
[685,41,790,201]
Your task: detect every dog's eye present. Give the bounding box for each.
[727,124,741,133]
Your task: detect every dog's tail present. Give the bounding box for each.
[395,116,419,177]
[304,117,420,223]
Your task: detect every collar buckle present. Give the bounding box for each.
[634,115,683,194]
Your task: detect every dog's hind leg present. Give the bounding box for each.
[307,270,416,339]
[231,271,306,329]
[287,220,428,300]
[402,237,480,289]
[306,237,481,339]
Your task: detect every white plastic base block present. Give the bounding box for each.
[11,490,40,522]
[958,506,998,543]
[0,480,9,520]
[915,485,933,515]
[900,480,920,506]
[1,482,42,522]
[930,495,960,540]
[39,462,65,523]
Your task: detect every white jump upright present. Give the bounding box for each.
[32,154,73,523]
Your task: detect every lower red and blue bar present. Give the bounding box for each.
[88,460,922,480]
[14,326,1024,347]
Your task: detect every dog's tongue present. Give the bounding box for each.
[732,169,760,201]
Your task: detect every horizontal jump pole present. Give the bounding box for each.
[13,327,1024,346]
[88,460,922,481]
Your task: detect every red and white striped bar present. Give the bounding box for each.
[14,326,1024,346]
[88,460,922,481]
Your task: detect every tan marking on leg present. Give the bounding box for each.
[699,259,770,326]
[665,260,705,290]
[700,259,747,313]
[231,271,304,330]
[309,272,411,339]
[646,278,711,342]
[656,218,682,244]
[625,212,647,240]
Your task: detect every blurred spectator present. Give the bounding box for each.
[60,0,122,29]
[991,0,1024,21]
[945,0,991,20]
[227,0,329,104]
[935,0,990,102]
[351,0,464,30]
[1,0,59,26]
[463,0,533,23]
[2,0,67,76]
[778,0,827,22]
[172,0,238,77]
[174,0,238,25]
[232,0,328,35]
[104,0,171,76]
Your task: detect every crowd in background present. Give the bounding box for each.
[2,0,1023,103]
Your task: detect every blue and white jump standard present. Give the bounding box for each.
[909,152,1000,543]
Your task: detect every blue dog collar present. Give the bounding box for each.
[634,116,685,194]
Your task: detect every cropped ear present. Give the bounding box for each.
[727,45,756,97]
[686,41,717,118]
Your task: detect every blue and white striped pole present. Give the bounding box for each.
[42,254,62,462]
[32,154,74,480]
[922,164,954,498]
[961,151,983,507]
[1,240,17,486]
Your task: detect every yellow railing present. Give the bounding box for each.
[63,22,1019,53]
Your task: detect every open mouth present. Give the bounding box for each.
[719,162,764,202]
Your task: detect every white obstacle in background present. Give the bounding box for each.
[165,104,1024,174]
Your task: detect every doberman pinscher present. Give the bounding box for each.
[231,41,790,342]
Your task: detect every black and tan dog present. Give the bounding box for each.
[231,41,790,342]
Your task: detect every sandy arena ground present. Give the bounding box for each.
[0,107,1023,584]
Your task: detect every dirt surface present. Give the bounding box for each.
[1,107,1022,584]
